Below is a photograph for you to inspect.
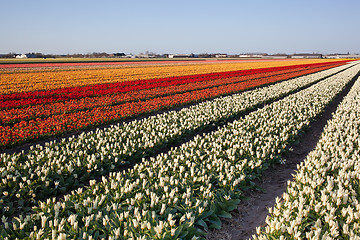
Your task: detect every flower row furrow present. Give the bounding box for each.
[0,64,337,123]
[1,62,358,239]
[0,64,346,147]
[253,75,360,240]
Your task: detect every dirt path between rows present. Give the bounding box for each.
[206,71,360,240]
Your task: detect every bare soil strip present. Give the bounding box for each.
[206,71,360,240]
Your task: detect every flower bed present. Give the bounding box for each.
[0,63,358,239]
[1,63,332,108]
[0,63,346,147]
[253,78,360,239]
[1,59,342,95]
[0,63,354,216]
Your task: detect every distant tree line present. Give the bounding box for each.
[0,52,127,58]
[61,52,126,58]
[0,52,57,58]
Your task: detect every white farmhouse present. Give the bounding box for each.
[16,54,28,59]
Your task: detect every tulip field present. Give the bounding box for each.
[0,59,360,239]
[254,68,360,239]
[0,60,349,147]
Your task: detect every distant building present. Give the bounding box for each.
[168,54,193,58]
[291,53,322,59]
[325,54,360,59]
[262,54,289,59]
[214,54,227,58]
[113,52,126,57]
[16,54,28,59]
[239,53,267,58]
[136,53,149,58]
[197,53,212,58]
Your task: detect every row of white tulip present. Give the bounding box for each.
[1,63,359,239]
[1,63,355,218]
[252,75,360,240]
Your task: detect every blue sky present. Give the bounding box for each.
[1,0,359,54]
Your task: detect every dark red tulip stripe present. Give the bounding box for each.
[0,61,347,147]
